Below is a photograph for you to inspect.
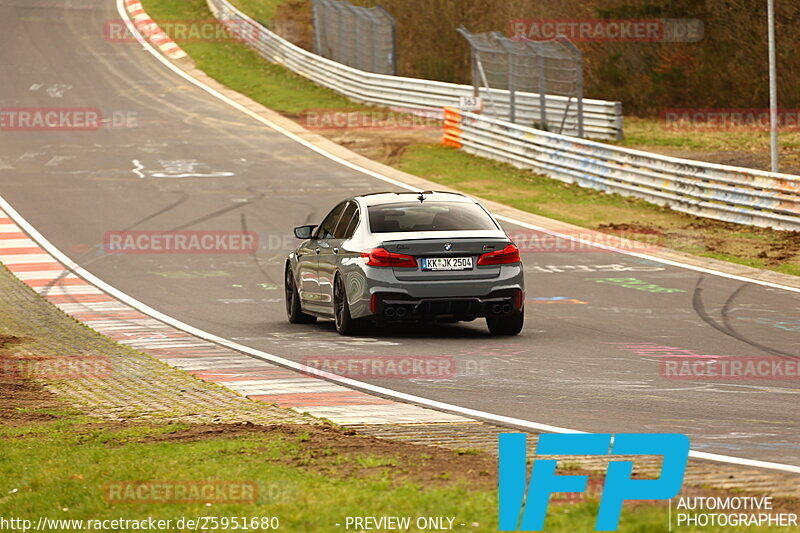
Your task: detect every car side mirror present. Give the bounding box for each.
[294,225,317,240]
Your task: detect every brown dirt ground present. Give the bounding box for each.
[141,422,497,489]
[318,128,441,167]
[273,1,312,51]
[0,335,66,425]
[598,221,800,269]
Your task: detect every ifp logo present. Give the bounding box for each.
[499,433,689,531]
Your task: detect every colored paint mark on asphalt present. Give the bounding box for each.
[527,297,588,304]
[748,317,800,332]
[151,270,230,279]
[586,277,685,293]
[611,342,721,359]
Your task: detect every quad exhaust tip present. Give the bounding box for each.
[384,306,409,318]
[383,302,511,317]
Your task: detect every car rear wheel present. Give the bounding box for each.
[285,265,316,324]
[333,274,360,336]
[486,307,524,336]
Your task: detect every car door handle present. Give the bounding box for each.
[333,248,339,254]
[315,248,320,255]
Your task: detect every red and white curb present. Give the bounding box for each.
[0,208,465,425]
[124,0,187,60]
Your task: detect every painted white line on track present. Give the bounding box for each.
[3,0,794,474]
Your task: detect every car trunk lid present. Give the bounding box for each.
[382,237,509,281]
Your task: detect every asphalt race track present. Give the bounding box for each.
[1,0,799,466]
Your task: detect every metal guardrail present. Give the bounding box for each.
[442,107,800,231]
[205,0,623,140]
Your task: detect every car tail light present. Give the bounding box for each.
[361,248,417,268]
[477,243,521,265]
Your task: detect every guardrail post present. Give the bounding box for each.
[375,5,397,76]
[537,52,548,131]
[353,5,362,70]
[312,0,322,55]
[576,68,584,139]
[508,48,516,123]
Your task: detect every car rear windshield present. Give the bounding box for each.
[367,201,498,233]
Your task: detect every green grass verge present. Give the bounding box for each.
[2,409,786,532]
[228,0,286,23]
[0,413,491,530]
[139,0,799,278]
[619,117,800,153]
[142,0,362,114]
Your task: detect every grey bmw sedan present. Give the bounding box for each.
[285,191,525,336]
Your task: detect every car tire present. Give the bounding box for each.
[487,307,524,336]
[285,265,316,324]
[333,274,360,336]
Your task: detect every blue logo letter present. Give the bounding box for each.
[498,433,689,531]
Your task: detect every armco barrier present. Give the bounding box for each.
[443,107,800,231]
[205,0,623,140]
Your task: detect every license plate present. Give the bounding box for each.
[421,257,473,271]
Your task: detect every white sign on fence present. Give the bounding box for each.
[459,96,483,112]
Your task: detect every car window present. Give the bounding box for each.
[343,208,360,238]
[316,202,347,239]
[333,202,358,239]
[367,201,498,233]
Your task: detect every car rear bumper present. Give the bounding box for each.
[347,263,525,320]
[374,289,523,320]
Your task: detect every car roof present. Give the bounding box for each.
[354,191,474,207]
